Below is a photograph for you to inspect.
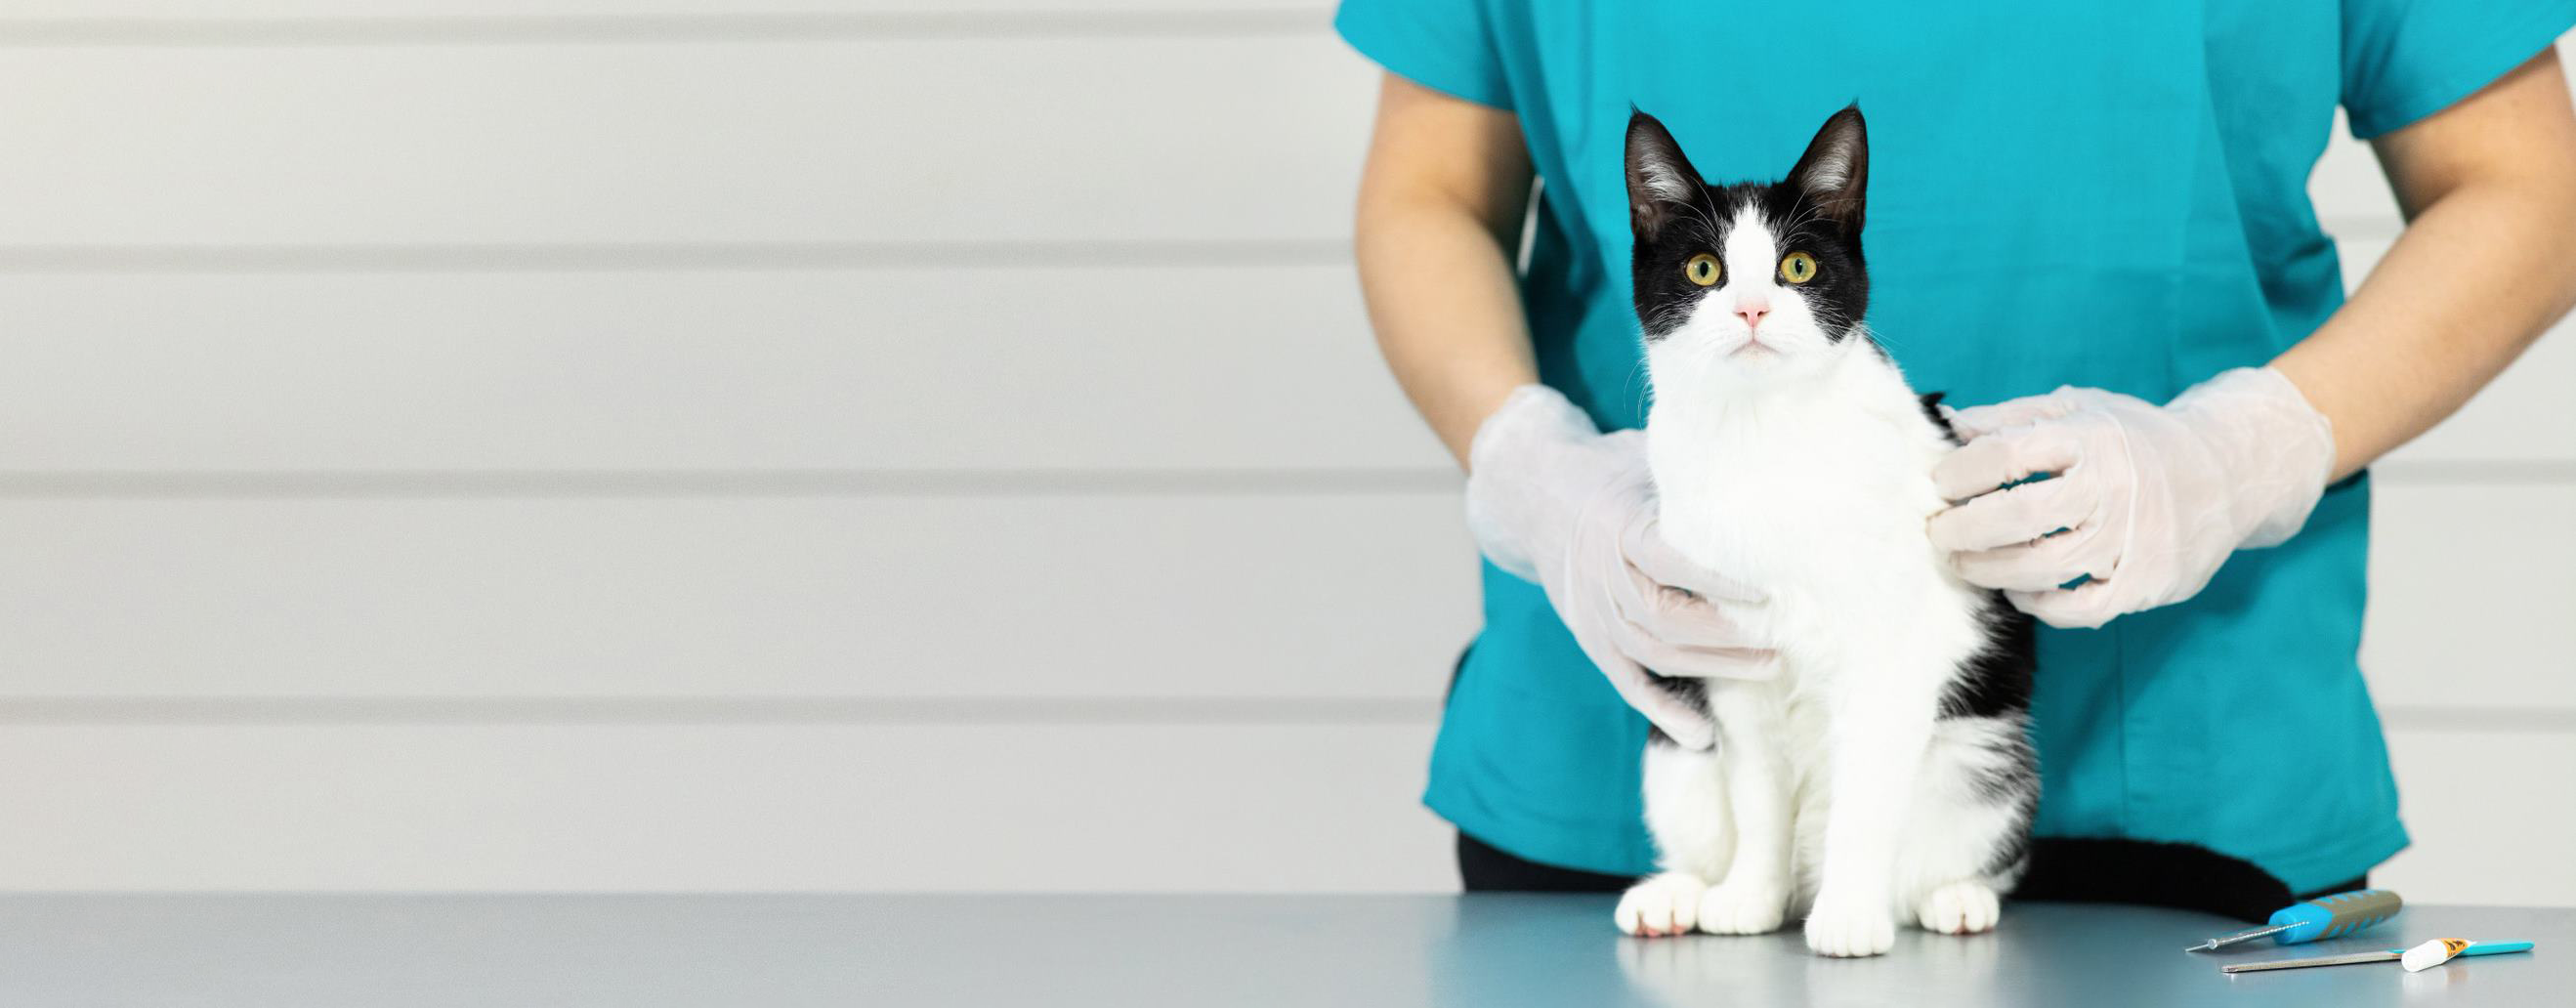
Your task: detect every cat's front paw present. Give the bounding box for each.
[1803,895,1896,957]
[1615,872,1709,938]
[1916,880,2001,935]
[1695,877,1790,934]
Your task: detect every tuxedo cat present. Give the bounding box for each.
[1612,105,2038,957]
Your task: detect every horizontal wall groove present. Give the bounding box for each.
[2369,459,2576,484]
[0,696,1442,727]
[0,462,2561,499]
[0,240,1351,274]
[2373,705,2576,733]
[0,11,1331,47]
[0,468,1461,499]
[0,696,2557,731]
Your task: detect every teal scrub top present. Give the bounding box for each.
[1338,1,2574,893]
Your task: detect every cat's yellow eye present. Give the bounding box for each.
[1684,253,1722,286]
[1780,251,1819,284]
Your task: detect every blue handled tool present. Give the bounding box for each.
[2185,889,2403,952]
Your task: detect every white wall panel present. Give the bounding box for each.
[2372,730,2576,907]
[2363,486,2576,711]
[0,38,1372,245]
[0,494,1479,700]
[0,723,1452,892]
[0,269,1443,472]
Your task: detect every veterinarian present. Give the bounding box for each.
[1341,2,2576,918]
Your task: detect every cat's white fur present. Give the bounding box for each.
[1614,201,2027,956]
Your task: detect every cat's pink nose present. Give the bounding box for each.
[1736,304,1769,329]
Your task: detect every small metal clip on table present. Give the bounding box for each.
[0,894,2562,1006]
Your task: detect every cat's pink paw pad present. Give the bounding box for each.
[1615,873,1709,938]
[1916,881,2001,935]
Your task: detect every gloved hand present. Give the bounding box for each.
[1464,385,1777,749]
[1927,367,2336,629]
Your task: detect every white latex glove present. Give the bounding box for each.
[1926,367,2336,629]
[1464,385,1777,749]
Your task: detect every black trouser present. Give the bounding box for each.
[1457,830,2366,923]
[1457,832,1637,893]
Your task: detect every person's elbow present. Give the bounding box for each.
[1353,73,1533,261]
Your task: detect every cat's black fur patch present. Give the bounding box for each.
[1982,827,2035,885]
[1938,610,2036,722]
[1966,724,2041,797]
[1642,674,1708,747]
[1926,388,2040,725]
[1626,106,1870,345]
[1917,392,1956,443]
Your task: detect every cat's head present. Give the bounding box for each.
[1626,105,1870,388]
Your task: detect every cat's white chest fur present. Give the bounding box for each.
[1645,344,1969,675]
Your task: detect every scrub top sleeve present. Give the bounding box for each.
[2339,1,2576,138]
[1334,0,1514,109]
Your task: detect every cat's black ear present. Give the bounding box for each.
[1787,105,1868,231]
[1626,110,1705,238]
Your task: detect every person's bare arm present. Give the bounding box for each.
[2272,49,2576,480]
[1353,73,1538,468]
